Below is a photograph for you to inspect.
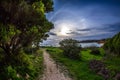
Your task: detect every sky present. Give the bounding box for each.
[41,0,120,46]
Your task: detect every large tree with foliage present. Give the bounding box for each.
[0,0,53,63]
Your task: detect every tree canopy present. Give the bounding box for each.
[0,0,53,62]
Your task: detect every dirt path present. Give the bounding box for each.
[41,50,72,80]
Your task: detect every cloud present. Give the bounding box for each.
[64,22,120,38]
[107,23,120,32]
[92,22,120,32]
[48,32,57,36]
[55,0,120,6]
[77,28,91,31]
[66,31,84,35]
[41,0,120,46]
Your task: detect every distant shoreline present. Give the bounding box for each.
[79,39,106,44]
[41,39,106,47]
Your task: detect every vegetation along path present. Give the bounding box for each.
[41,50,72,80]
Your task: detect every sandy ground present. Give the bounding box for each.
[40,50,72,80]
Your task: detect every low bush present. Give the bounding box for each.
[89,59,110,79]
[114,73,120,80]
[90,49,100,55]
[0,49,43,80]
[89,59,105,72]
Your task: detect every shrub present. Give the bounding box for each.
[89,59,105,72]
[89,59,110,79]
[98,68,110,80]
[59,39,81,60]
[0,65,22,80]
[90,49,100,55]
[114,73,120,80]
[0,49,36,80]
[6,66,18,79]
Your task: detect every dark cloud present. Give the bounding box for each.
[55,0,120,7]
[48,32,57,36]
[107,23,120,32]
[66,31,88,36]
[66,31,87,35]
[66,22,120,37]
[77,29,91,31]
[94,22,120,32]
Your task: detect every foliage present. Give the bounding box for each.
[47,47,104,80]
[90,49,101,55]
[114,73,120,80]
[104,32,120,56]
[0,0,53,79]
[89,59,110,79]
[0,49,43,80]
[33,50,44,78]
[81,49,103,60]
[0,0,53,64]
[59,39,81,60]
[6,66,18,79]
[104,55,120,79]
[89,60,105,72]
[103,32,120,79]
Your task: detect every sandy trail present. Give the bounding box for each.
[41,50,72,80]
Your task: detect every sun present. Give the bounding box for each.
[60,27,70,36]
[55,23,72,36]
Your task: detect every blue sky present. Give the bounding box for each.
[41,0,120,46]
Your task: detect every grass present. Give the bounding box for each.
[46,47,104,80]
[81,49,103,61]
[104,55,120,77]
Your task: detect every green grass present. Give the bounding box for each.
[104,55,120,76]
[97,48,120,72]
[81,49,103,61]
[46,47,104,80]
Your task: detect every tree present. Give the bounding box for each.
[0,0,53,64]
[59,39,81,60]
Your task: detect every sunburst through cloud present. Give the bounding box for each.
[41,0,120,46]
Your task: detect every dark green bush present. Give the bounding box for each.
[59,39,81,60]
[0,49,42,80]
[0,65,24,80]
[5,66,21,80]
[90,49,100,55]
